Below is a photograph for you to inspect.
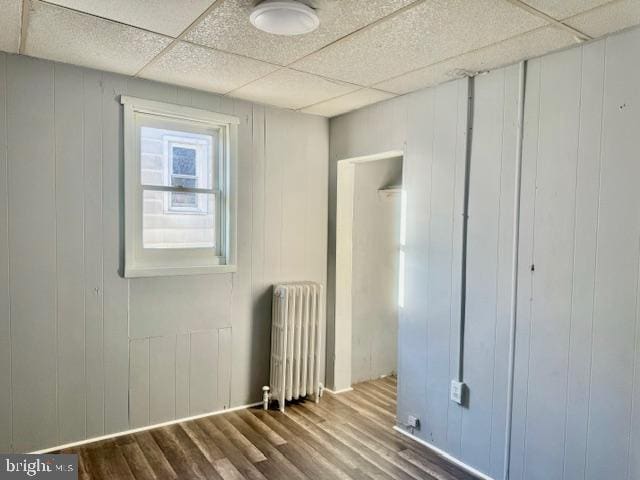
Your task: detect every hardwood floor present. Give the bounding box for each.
[62,376,478,480]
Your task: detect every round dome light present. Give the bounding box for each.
[250,1,320,36]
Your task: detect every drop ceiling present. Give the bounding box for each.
[1,0,639,117]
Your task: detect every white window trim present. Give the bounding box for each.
[121,95,238,278]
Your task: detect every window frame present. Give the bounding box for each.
[121,95,238,278]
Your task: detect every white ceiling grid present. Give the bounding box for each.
[0,0,636,116]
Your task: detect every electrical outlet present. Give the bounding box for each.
[451,380,466,405]
[407,415,420,429]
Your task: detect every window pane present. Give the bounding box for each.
[171,177,197,188]
[143,190,216,249]
[140,126,214,189]
[172,147,196,175]
[171,191,197,208]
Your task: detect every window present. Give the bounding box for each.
[168,144,203,212]
[122,96,238,277]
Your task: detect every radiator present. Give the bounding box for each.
[264,282,324,412]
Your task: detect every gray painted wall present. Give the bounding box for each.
[510,28,640,480]
[329,26,640,480]
[0,52,328,452]
[351,157,402,383]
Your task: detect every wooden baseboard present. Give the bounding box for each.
[30,401,263,454]
[393,426,495,480]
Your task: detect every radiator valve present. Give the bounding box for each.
[262,386,270,410]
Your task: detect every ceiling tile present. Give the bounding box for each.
[140,41,278,94]
[565,0,640,38]
[43,0,215,37]
[0,0,21,53]
[291,0,546,86]
[516,0,611,20]
[301,88,395,117]
[375,26,578,95]
[229,68,358,110]
[185,0,416,66]
[25,1,171,75]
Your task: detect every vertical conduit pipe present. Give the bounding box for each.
[503,60,527,480]
[458,75,474,383]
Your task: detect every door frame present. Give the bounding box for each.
[330,150,404,392]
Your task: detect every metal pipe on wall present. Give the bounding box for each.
[457,75,474,384]
[502,60,527,480]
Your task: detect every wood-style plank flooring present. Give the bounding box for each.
[62,376,478,480]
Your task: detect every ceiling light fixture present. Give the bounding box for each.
[250,0,320,36]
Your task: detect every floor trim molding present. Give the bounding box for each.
[393,426,495,480]
[324,386,354,394]
[31,402,263,454]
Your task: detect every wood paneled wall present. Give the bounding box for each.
[329,26,640,480]
[510,28,640,480]
[0,52,328,452]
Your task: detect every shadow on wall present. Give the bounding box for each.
[249,287,273,396]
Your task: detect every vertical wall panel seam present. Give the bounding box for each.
[521,58,544,480]
[248,104,255,384]
[425,87,437,441]
[250,103,256,337]
[449,85,458,388]
[627,239,640,480]
[452,84,464,452]
[53,64,60,446]
[216,328,220,410]
[100,73,106,435]
[173,334,177,420]
[445,81,461,446]
[187,333,191,416]
[583,38,607,480]
[127,259,131,426]
[98,73,104,436]
[3,54,14,452]
[246,102,255,405]
[82,71,87,440]
[278,113,284,279]
[147,338,150,425]
[303,117,309,284]
[489,69,508,471]
[561,46,585,480]
[444,90,454,444]
[127,341,131,425]
[262,108,267,290]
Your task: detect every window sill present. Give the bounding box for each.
[124,264,237,278]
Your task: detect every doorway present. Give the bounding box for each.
[331,150,404,393]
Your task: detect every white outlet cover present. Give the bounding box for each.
[451,380,465,404]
